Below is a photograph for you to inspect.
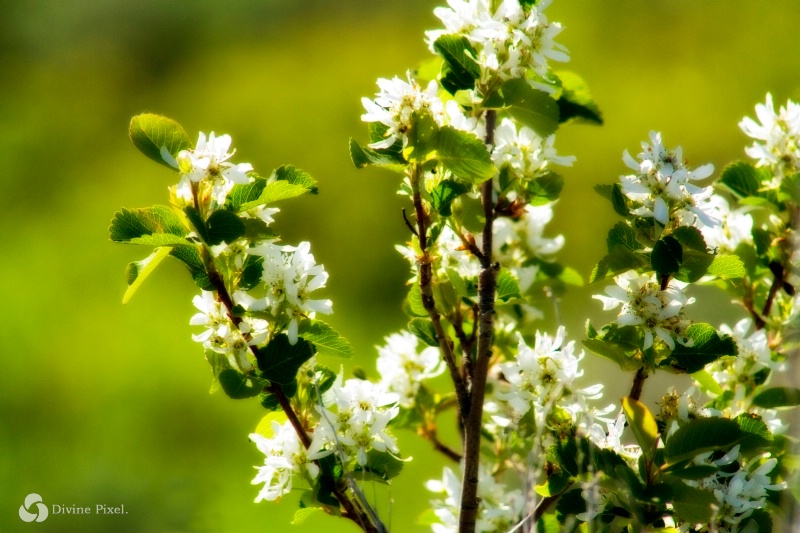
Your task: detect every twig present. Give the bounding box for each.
[420,426,462,463]
[629,366,648,402]
[402,208,418,237]
[459,109,498,533]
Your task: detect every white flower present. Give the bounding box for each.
[177,132,254,205]
[594,271,694,350]
[250,421,319,502]
[711,318,775,391]
[361,73,445,149]
[376,331,445,407]
[740,93,800,178]
[427,0,568,86]
[586,413,642,464]
[190,291,256,371]
[426,466,524,533]
[310,377,400,466]
[699,195,753,252]
[619,131,717,228]
[492,118,575,180]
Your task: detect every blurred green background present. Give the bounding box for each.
[1,1,799,531]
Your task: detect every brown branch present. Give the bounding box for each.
[410,164,471,423]
[420,426,462,463]
[402,208,418,237]
[761,261,785,323]
[459,109,498,533]
[453,228,485,263]
[629,366,648,402]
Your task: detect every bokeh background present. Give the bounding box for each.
[2,1,799,531]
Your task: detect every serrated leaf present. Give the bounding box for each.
[496,269,521,302]
[671,226,708,252]
[404,111,439,163]
[274,165,318,193]
[669,323,738,374]
[669,464,718,480]
[736,413,773,452]
[607,222,641,252]
[554,70,603,125]
[752,387,800,408]
[582,338,641,371]
[129,113,191,169]
[242,218,277,242]
[183,206,208,242]
[206,209,246,246]
[349,138,406,171]
[128,233,192,247]
[590,246,646,283]
[257,334,315,384]
[109,206,187,243]
[431,179,469,216]
[408,318,438,347]
[433,34,479,94]
[664,417,742,465]
[436,126,494,184]
[611,183,630,216]
[123,247,172,304]
[526,172,563,204]
[219,369,263,399]
[168,245,214,290]
[225,177,267,212]
[291,507,323,526]
[651,236,682,276]
[720,161,761,198]
[499,79,559,137]
[622,397,659,462]
[297,320,354,359]
[707,254,745,279]
[674,250,715,283]
[353,450,406,481]
[670,481,718,523]
[240,182,308,210]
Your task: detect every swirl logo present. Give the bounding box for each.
[19,493,49,523]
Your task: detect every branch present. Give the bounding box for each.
[410,164,471,423]
[459,109,498,533]
[628,366,648,402]
[420,426,462,463]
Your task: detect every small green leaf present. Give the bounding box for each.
[720,161,762,198]
[354,450,406,481]
[297,320,354,359]
[349,138,407,171]
[607,222,642,252]
[183,206,208,243]
[168,245,214,290]
[240,182,308,209]
[736,413,773,453]
[219,369,264,399]
[498,79,560,137]
[123,247,172,304]
[651,236,682,276]
[664,417,742,465]
[242,218,278,242]
[611,183,630,216]
[129,113,191,169]
[257,334,315,384]
[670,481,719,523]
[554,71,603,125]
[496,269,521,302]
[706,255,746,279]
[622,397,659,462]
[109,206,187,243]
[274,165,318,194]
[433,34,480,94]
[431,179,470,216]
[692,369,723,396]
[206,210,246,246]
[445,267,470,297]
[225,176,267,212]
[406,284,428,317]
[752,387,800,409]
[436,126,494,184]
[671,226,708,252]
[674,250,715,283]
[408,318,439,347]
[291,507,323,526]
[582,338,641,371]
[669,464,718,480]
[404,111,440,163]
[669,323,738,374]
[590,246,646,283]
[526,172,563,204]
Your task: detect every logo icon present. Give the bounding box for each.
[19,493,49,523]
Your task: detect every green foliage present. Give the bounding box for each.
[706,255,746,279]
[183,206,209,242]
[669,481,719,524]
[436,126,495,184]
[554,71,603,125]
[607,222,642,251]
[590,246,646,283]
[668,323,738,373]
[297,320,355,359]
[123,247,172,304]
[622,397,659,462]
[109,206,187,243]
[651,236,682,277]
[219,369,265,399]
[349,138,407,171]
[735,413,773,453]
[664,417,742,465]
[168,245,214,290]
[431,179,469,216]
[496,79,560,137]
[433,34,480,94]
[225,176,267,212]
[526,172,564,204]
[406,284,428,317]
[206,209,246,245]
[719,161,764,198]
[496,269,522,302]
[129,113,191,169]
[240,179,311,209]
[404,111,440,163]
[353,450,405,483]
[257,334,315,384]
[752,387,800,408]
[408,318,439,347]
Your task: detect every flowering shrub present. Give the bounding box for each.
[110,1,798,532]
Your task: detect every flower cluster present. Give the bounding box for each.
[376,331,445,407]
[250,420,319,502]
[619,131,717,229]
[426,0,568,87]
[594,271,694,350]
[740,93,800,179]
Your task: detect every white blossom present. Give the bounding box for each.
[250,421,319,502]
[190,291,259,371]
[619,131,717,228]
[177,132,254,205]
[594,271,694,350]
[492,118,575,181]
[376,331,445,407]
[700,195,753,252]
[740,93,800,179]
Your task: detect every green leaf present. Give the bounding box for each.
[496,269,521,302]
[446,268,470,297]
[349,138,406,171]
[743,509,773,533]
[736,413,773,453]
[353,450,405,481]
[671,226,708,252]
[526,172,564,204]
[128,233,191,247]
[206,210,246,246]
[219,369,264,399]
[498,79,560,137]
[225,177,267,212]
[257,334,315,384]
[590,245,646,283]
[611,183,630,216]
[128,113,191,169]
[123,247,172,304]
[752,387,800,409]
[406,284,428,317]
[240,182,308,210]
[669,464,718,480]
[674,250,715,283]
[582,338,641,371]
[168,245,214,290]
[607,222,642,252]
[431,179,469,216]
[109,206,187,243]
[183,206,209,242]
[651,236,682,276]
[670,481,719,523]
[622,397,659,462]
[436,126,494,184]
[292,507,323,526]
[404,111,440,163]
[274,165,318,194]
[297,320,354,359]
[707,255,746,279]
[242,218,278,242]
[669,323,738,374]
[459,194,485,234]
[554,71,603,125]
[664,417,742,465]
[408,318,439,347]
[433,34,480,94]
[692,369,723,396]
[720,161,761,198]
